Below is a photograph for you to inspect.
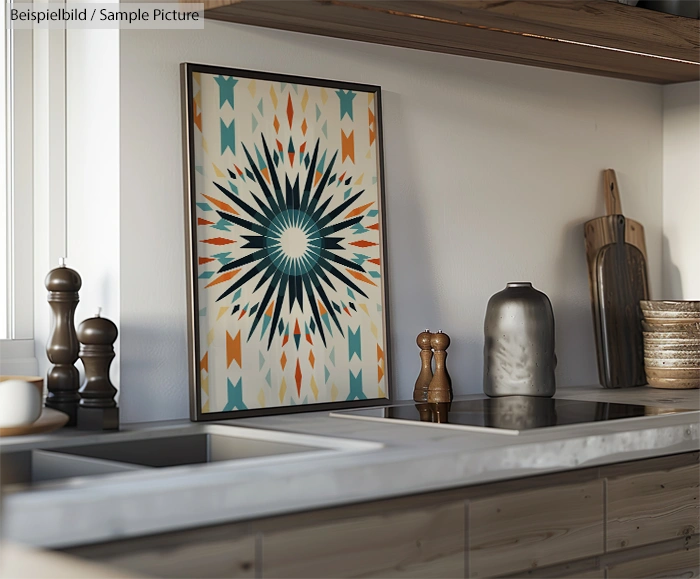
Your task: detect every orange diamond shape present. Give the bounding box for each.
[280,351,287,370]
[301,119,308,135]
[308,350,315,368]
[273,115,280,134]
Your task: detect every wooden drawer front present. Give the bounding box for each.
[607,463,700,551]
[567,571,605,578]
[260,501,465,578]
[65,526,256,578]
[468,479,604,578]
[607,545,700,578]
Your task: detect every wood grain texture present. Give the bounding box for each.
[260,501,465,578]
[607,461,700,551]
[204,0,700,84]
[585,170,650,389]
[64,523,256,578]
[604,169,623,216]
[607,544,700,578]
[595,220,649,388]
[468,480,604,577]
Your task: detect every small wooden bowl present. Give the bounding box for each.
[644,344,700,354]
[640,300,700,312]
[644,348,700,358]
[643,332,700,342]
[644,366,700,389]
[644,357,700,368]
[642,320,700,332]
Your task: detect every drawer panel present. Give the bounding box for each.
[607,545,699,578]
[607,463,700,551]
[468,479,604,577]
[261,500,465,578]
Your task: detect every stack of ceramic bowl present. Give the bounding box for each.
[641,300,700,389]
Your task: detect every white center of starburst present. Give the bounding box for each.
[279,227,309,259]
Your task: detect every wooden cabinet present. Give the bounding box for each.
[65,452,699,579]
[606,455,700,551]
[468,480,604,577]
[607,545,700,578]
[258,501,465,578]
[64,523,256,578]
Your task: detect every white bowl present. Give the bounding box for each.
[0,377,43,428]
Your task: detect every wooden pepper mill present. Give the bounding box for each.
[413,330,433,403]
[427,330,452,404]
[45,258,82,426]
[77,309,119,430]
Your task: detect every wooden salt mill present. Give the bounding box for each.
[77,309,119,430]
[427,330,452,404]
[413,330,433,403]
[45,258,82,426]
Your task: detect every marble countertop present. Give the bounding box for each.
[1,386,699,549]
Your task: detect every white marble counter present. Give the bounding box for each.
[1,386,698,549]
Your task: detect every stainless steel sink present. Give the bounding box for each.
[0,423,381,492]
[51,432,323,467]
[0,449,145,492]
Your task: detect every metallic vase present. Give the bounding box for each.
[484,282,556,397]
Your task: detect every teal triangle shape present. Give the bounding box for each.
[265,369,272,387]
[257,98,263,115]
[329,346,335,365]
[259,351,265,370]
[315,104,321,121]
[322,121,328,139]
[252,115,258,132]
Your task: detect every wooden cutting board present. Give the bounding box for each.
[584,170,649,388]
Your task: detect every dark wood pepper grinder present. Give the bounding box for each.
[427,330,452,404]
[45,258,82,426]
[77,309,119,430]
[413,330,433,403]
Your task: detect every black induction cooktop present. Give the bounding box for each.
[333,397,695,434]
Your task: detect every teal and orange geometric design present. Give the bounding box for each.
[189,68,388,414]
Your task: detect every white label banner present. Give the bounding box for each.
[7,3,205,29]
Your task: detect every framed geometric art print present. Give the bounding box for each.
[182,63,391,420]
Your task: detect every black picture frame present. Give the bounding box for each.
[181,63,392,421]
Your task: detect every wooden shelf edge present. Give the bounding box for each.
[203,0,700,84]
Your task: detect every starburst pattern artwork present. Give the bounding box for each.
[184,65,389,418]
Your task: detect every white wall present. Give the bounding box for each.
[662,82,700,300]
[119,22,663,423]
[32,27,120,394]
[66,26,121,389]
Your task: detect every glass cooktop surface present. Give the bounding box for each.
[332,397,694,434]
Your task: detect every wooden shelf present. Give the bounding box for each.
[203,0,700,84]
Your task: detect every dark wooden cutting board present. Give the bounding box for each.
[584,170,650,388]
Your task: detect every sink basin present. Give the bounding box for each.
[52,432,323,467]
[0,423,381,492]
[0,449,145,492]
